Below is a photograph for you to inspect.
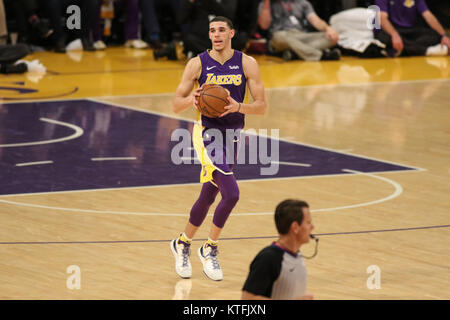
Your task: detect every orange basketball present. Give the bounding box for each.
[197,84,229,118]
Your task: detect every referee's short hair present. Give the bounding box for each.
[275,199,309,235]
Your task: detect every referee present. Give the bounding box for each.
[242,199,315,300]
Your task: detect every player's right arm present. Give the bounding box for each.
[172,57,202,114]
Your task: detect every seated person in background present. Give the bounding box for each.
[374,0,450,57]
[154,0,235,60]
[258,0,340,61]
[4,0,53,45]
[329,7,386,58]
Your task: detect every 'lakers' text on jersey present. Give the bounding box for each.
[198,50,247,130]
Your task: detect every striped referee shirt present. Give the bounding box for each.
[242,242,307,299]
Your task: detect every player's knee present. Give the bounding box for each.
[225,189,240,206]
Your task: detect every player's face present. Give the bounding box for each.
[209,21,235,51]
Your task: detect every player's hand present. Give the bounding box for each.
[296,293,314,300]
[219,95,239,118]
[441,35,450,50]
[392,32,404,53]
[192,84,207,111]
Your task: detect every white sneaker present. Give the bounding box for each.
[170,238,192,279]
[198,243,223,281]
[124,39,149,49]
[426,44,448,56]
[94,40,106,50]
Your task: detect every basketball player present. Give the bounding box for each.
[170,16,267,281]
[242,199,314,299]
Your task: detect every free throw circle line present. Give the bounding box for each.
[0,117,84,148]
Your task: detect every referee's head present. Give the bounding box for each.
[275,199,313,243]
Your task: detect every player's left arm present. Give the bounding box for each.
[422,10,450,48]
[220,54,267,117]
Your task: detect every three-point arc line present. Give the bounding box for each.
[0,169,403,216]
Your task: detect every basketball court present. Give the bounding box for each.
[0,48,448,299]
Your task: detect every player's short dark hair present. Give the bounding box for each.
[210,16,234,30]
[274,199,309,235]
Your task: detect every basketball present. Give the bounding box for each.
[197,84,229,118]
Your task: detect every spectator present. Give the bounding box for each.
[374,0,450,57]
[233,0,260,51]
[258,0,341,61]
[92,0,149,50]
[43,0,99,53]
[0,0,7,44]
[4,0,52,46]
[154,0,235,60]
[329,7,386,58]
[140,0,180,49]
[242,199,315,300]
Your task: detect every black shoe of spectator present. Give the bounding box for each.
[320,48,341,61]
[54,39,66,53]
[282,50,293,61]
[0,62,28,74]
[150,39,163,50]
[82,39,96,52]
[154,42,177,61]
[166,42,177,60]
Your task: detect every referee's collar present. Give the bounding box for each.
[271,242,299,258]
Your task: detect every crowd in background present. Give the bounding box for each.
[0,0,449,69]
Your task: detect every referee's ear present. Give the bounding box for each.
[290,221,301,235]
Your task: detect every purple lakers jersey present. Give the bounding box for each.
[198,50,246,130]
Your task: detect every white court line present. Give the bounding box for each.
[91,157,137,161]
[15,160,54,167]
[0,168,417,198]
[272,161,311,167]
[0,169,403,216]
[0,117,84,148]
[180,157,200,163]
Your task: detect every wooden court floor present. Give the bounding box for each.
[0,48,449,299]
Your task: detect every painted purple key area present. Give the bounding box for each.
[0,100,416,196]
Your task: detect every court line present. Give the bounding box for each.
[15,160,54,167]
[0,168,415,198]
[0,117,84,148]
[0,224,448,245]
[91,157,137,161]
[0,169,403,216]
[272,161,311,167]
